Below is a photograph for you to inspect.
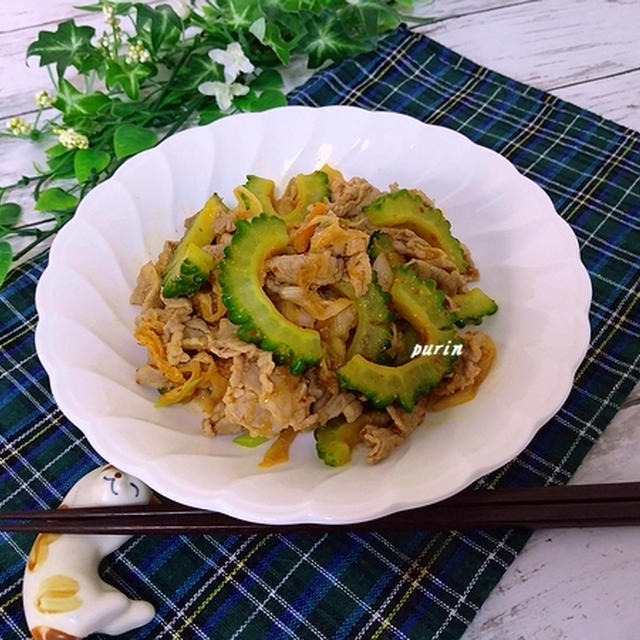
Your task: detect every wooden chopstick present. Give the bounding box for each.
[3,482,640,534]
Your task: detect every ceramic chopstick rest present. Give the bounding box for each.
[23,464,156,640]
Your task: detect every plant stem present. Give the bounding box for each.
[149,45,196,113]
[0,175,41,198]
[12,217,57,231]
[33,174,55,202]
[111,23,121,59]
[159,95,206,141]
[33,110,42,130]
[12,227,60,262]
[46,65,59,91]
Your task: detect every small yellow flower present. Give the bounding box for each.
[58,128,90,149]
[6,117,32,135]
[98,33,111,50]
[124,41,151,65]
[103,3,120,27]
[35,90,55,108]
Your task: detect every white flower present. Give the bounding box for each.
[57,128,89,149]
[197,81,249,111]
[208,42,254,83]
[35,90,55,108]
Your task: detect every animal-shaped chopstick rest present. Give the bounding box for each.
[23,464,156,640]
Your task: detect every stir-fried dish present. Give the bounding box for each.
[131,165,498,467]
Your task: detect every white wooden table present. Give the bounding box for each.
[1,2,639,638]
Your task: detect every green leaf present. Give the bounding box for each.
[75,2,133,12]
[176,53,224,92]
[157,90,187,110]
[264,23,294,65]
[198,107,225,125]
[376,10,399,32]
[280,0,303,9]
[232,88,258,112]
[0,203,21,227]
[280,0,329,10]
[105,60,152,100]
[74,149,111,183]
[220,0,262,30]
[74,49,105,75]
[75,92,112,116]
[269,11,307,42]
[52,211,74,226]
[113,124,157,159]
[251,68,283,90]
[249,89,287,111]
[53,80,111,118]
[26,19,96,77]
[46,149,77,177]
[304,14,374,67]
[355,6,380,38]
[248,16,266,41]
[45,143,69,158]
[0,241,12,289]
[135,3,182,53]
[35,188,79,212]
[339,1,403,37]
[110,99,141,119]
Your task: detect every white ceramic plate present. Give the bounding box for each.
[35,106,591,524]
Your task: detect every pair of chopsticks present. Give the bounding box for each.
[3,482,640,534]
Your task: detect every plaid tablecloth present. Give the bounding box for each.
[2,27,639,640]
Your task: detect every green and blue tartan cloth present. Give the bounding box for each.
[2,27,640,640]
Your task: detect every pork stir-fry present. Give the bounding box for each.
[132,166,498,466]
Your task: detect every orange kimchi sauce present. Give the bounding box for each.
[426,337,496,412]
